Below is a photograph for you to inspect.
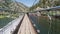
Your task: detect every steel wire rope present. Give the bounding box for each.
[30,0,37,12]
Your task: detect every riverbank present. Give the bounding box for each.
[0,15,5,18]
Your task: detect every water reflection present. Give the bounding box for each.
[29,13,60,34]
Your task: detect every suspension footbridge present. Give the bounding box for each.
[0,1,60,34]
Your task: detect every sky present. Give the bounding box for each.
[15,0,39,7]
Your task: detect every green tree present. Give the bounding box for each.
[29,0,60,11]
[0,0,13,8]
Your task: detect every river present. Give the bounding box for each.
[0,17,14,28]
[29,14,60,34]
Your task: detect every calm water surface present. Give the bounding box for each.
[29,14,60,34]
[0,17,14,28]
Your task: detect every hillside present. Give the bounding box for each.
[0,0,29,12]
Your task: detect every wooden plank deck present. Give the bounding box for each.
[18,14,37,34]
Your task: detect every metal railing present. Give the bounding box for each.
[0,15,24,34]
[0,6,60,34]
[34,6,60,34]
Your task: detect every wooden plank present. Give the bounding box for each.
[18,14,37,34]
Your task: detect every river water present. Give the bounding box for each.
[0,17,14,28]
[29,15,48,34]
[29,14,60,34]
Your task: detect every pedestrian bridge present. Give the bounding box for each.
[0,14,38,34]
[0,6,60,34]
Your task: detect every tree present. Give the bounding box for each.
[54,0,60,6]
[29,0,60,11]
[0,0,13,8]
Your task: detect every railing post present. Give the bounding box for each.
[47,10,52,34]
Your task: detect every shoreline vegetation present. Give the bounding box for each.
[0,15,5,18]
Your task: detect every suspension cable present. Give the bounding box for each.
[32,0,37,6]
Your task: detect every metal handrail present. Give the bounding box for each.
[0,6,60,13]
[34,6,60,12]
[0,15,24,34]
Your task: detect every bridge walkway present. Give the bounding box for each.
[17,14,37,34]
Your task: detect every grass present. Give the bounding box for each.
[0,15,5,18]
